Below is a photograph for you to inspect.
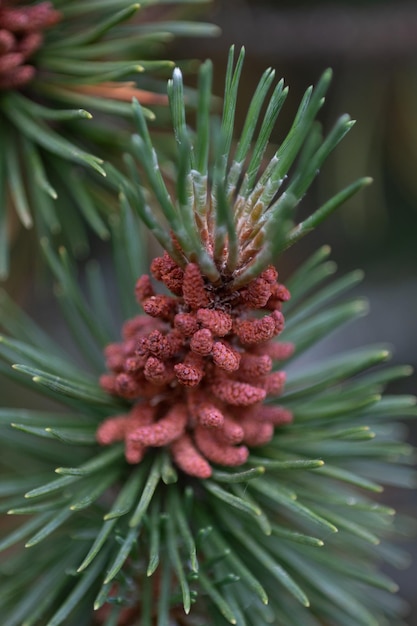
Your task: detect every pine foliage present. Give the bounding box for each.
[0,0,218,277]
[0,44,415,626]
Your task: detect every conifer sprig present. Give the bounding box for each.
[0,0,218,277]
[0,239,415,625]
[122,46,371,290]
[0,47,415,626]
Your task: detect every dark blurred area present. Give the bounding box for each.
[171,0,417,622]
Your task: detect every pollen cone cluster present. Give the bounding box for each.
[97,252,294,478]
[0,1,61,89]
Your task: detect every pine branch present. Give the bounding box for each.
[0,0,219,277]
[0,44,415,626]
